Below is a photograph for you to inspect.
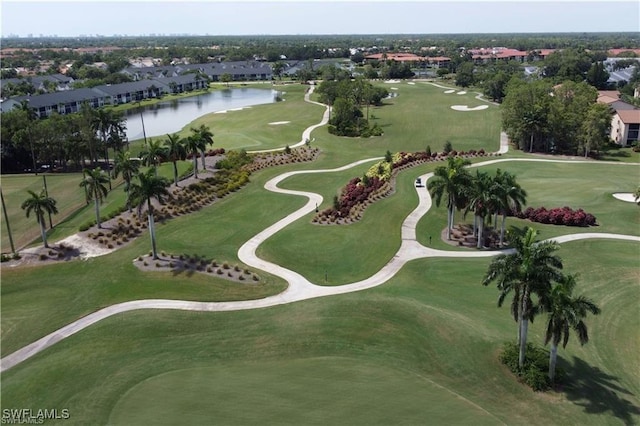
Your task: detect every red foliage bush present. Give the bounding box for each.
[510,206,597,227]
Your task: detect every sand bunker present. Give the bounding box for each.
[268,121,290,125]
[450,105,489,112]
[407,82,416,85]
[444,89,455,94]
[613,193,637,203]
[391,87,399,90]
[384,79,400,84]
[457,91,467,95]
[214,107,251,114]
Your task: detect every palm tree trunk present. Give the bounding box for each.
[104,146,112,190]
[94,196,101,228]
[172,161,179,186]
[39,215,49,248]
[147,199,158,260]
[126,179,132,213]
[500,214,506,246]
[529,132,534,153]
[548,343,558,383]
[477,216,484,249]
[446,207,453,240]
[193,156,198,179]
[518,288,530,369]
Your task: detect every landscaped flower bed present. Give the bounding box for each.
[314,149,490,225]
[511,206,597,227]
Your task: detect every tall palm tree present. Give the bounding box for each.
[543,274,600,383]
[17,100,39,175]
[79,167,110,229]
[183,135,204,179]
[427,156,471,240]
[492,170,527,246]
[190,124,214,171]
[112,151,140,212]
[164,133,186,186]
[129,169,171,260]
[482,227,563,368]
[79,102,100,167]
[21,189,58,248]
[464,170,493,249]
[139,138,165,175]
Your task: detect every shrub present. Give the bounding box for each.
[499,342,551,391]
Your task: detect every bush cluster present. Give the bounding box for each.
[186,147,226,160]
[215,149,252,170]
[499,342,561,391]
[511,206,597,227]
[317,148,492,225]
[319,176,386,219]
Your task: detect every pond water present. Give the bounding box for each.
[125,87,278,141]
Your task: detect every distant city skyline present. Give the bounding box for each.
[1,1,639,38]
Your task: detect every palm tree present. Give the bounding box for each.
[543,274,601,383]
[129,169,171,260]
[482,227,563,368]
[79,167,110,229]
[427,156,471,240]
[190,124,214,171]
[112,151,140,212]
[139,138,165,175]
[21,190,58,248]
[492,170,527,246]
[17,100,39,175]
[164,133,186,186]
[183,135,204,179]
[94,109,117,190]
[464,170,493,249]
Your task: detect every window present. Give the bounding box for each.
[627,123,639,143]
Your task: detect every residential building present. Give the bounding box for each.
[610,109,640,146]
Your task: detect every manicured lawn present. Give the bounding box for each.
[2,242,637,425]
[1,78,638,425]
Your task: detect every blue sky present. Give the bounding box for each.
[1,1,639,37]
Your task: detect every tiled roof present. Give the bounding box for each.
[617,109,640,124]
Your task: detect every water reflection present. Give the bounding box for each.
[125,87,278,141]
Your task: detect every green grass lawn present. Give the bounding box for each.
[2,242,637,425]
[1,78,638,425]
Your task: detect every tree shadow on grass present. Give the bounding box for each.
[561,356,640,425]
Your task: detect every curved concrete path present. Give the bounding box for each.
[3,90,639,373]
[248,85,330,153]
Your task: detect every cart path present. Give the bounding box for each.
[2,148,639,372]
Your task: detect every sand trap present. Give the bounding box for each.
[451,105,489,112]
[407,82,415,85]
[268,121,290,125]
[214,110,227,114]
[391,87,399,90]
[457,91,467,95]
[444,89,455,94]
[613,193,637,203]
[384,79,400,84]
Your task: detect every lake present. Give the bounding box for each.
[125,87,279,141]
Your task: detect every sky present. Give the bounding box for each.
[1,0,639,38]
